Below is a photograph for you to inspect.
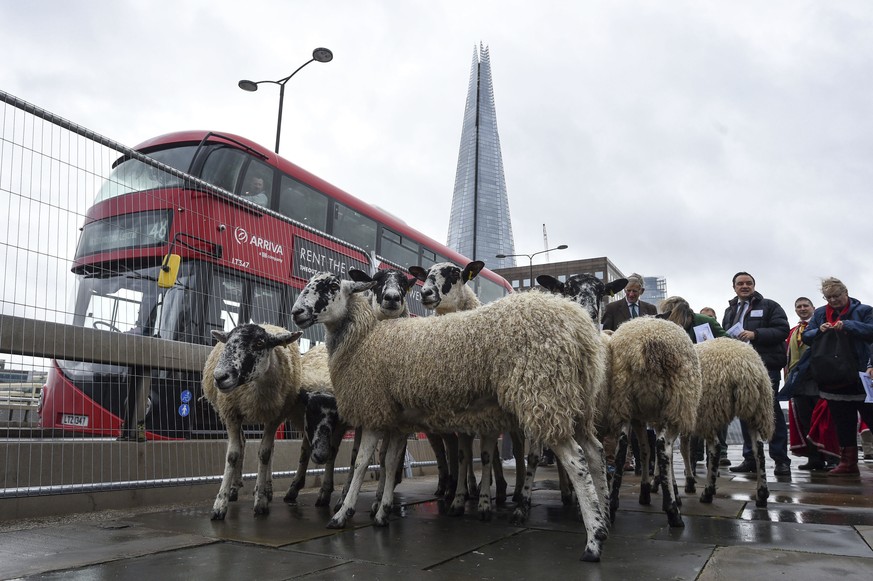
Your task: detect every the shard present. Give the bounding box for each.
[447,44,516,269]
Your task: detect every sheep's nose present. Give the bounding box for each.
[420,288,432,298]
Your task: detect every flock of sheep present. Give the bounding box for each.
[201,262,776,565]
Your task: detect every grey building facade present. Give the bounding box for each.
[447,44,516,270]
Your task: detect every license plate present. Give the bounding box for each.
[61,414,89,427]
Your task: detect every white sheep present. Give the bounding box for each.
[290,272,611,563]
[409,260,526,508]
[202,323,302,520]
[681,338,774,507]
[598,316,701,528]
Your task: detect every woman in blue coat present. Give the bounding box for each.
[802,277,873,476]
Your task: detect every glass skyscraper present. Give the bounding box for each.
[447,44,516,269]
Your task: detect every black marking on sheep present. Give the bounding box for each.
[211,324,297,392]
[349,268,416,318]
[537,273,628,324]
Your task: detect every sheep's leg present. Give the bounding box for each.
[372,432,407,526]
[510,440,542,525]
[680,433,696,493]
[491,441,508,506]
[632,421,652,506]
[553,438,609,563]
[371,439,390,515]
[448,434,474,516]
[444,432,460,502]
[335,427,362,513]
[253,420,280,516]
[750,429,770,508]
[284,430,311,503]
[212,420,243,520]
[464,436,479,498]
[579,432,609,524]
[511,430,527,503]
[556,455,574,506]
[700,435,720,504]
[656,429,684,528]
[609,427,630,522]
[426,432,450,498]
[478,433,498,520]
[316,422,345,507]
[328,429,381,529]
[230,425,246,502]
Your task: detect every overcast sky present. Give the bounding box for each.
[3,0,873,321]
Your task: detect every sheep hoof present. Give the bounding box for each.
[700,489,714,504]
[228,489,239,502]
[434,484,446,497]
[327,517,346,529]
[210,509,227,521]
[284,490,299,504]
[755,488,769,508]
[509,507,529,525]
[373,514,390,527]
[685,478,696,494]
[479,507,493,521]
[639,483,651,505]
[315,491,332,507]
[447,503,466,517]
[253,503,270,516]
[667,510,684,528]
[580,548,601,563]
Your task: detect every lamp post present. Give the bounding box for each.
[496,244,568,290]
[238,47,333,154]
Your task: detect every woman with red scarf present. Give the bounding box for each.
[802,277,873,476]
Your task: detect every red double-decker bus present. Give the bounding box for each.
[39,130,512,439]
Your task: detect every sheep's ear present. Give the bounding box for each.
[272,331,303,347]
[408,266,428,281]
[536,275,563,293]
[405,275,419,290]
[349,280,378,294]
[462,261,485,282]
[212,329,229,343]
[605,278,628,296]
[348,269,373,283]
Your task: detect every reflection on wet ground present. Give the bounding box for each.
[1,449,872,580]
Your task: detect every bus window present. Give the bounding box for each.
[250,283,284,327]
[240,161,273,208]
[95,146,197,203]
[380,227,419,269]
[278,175,328,231]
[333,202,376,254]
[200,147,247,193]
[210,273,244,335]
[477,277,507,305]
[420,247,438,269]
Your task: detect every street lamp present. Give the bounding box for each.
[238,47,334,154]
[496,244,568,290]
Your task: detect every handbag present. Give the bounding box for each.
[808,330,859,389]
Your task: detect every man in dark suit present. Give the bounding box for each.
[600,273,657,474]
[601,273,657,331]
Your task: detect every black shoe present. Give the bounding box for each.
[797,460,825,471]
[729,459,756,473]
[719,457,731,467]
[774,462,791,476]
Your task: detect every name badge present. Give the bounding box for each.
[749,309,764,318]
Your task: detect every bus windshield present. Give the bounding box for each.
[94,145,198,203]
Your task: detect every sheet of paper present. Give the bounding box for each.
[726,322,744,338]
[693,323,715,343]
[860,372,873,404]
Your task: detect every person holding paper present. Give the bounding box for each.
[722,272,791,476]
[802,277,873,476]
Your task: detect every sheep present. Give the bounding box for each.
[601,316,702,528]
[409,260,525,507]
[202,323,302,520]
[282,343,349,508]
[290,272,611,563]
[680,337,774,507]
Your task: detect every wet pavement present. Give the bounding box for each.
[1,450,872,580]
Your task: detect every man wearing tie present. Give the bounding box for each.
[601,273,657,331]
[601,273,657,474]
[723,272,791,476]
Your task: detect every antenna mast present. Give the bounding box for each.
[543,224,550,260]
